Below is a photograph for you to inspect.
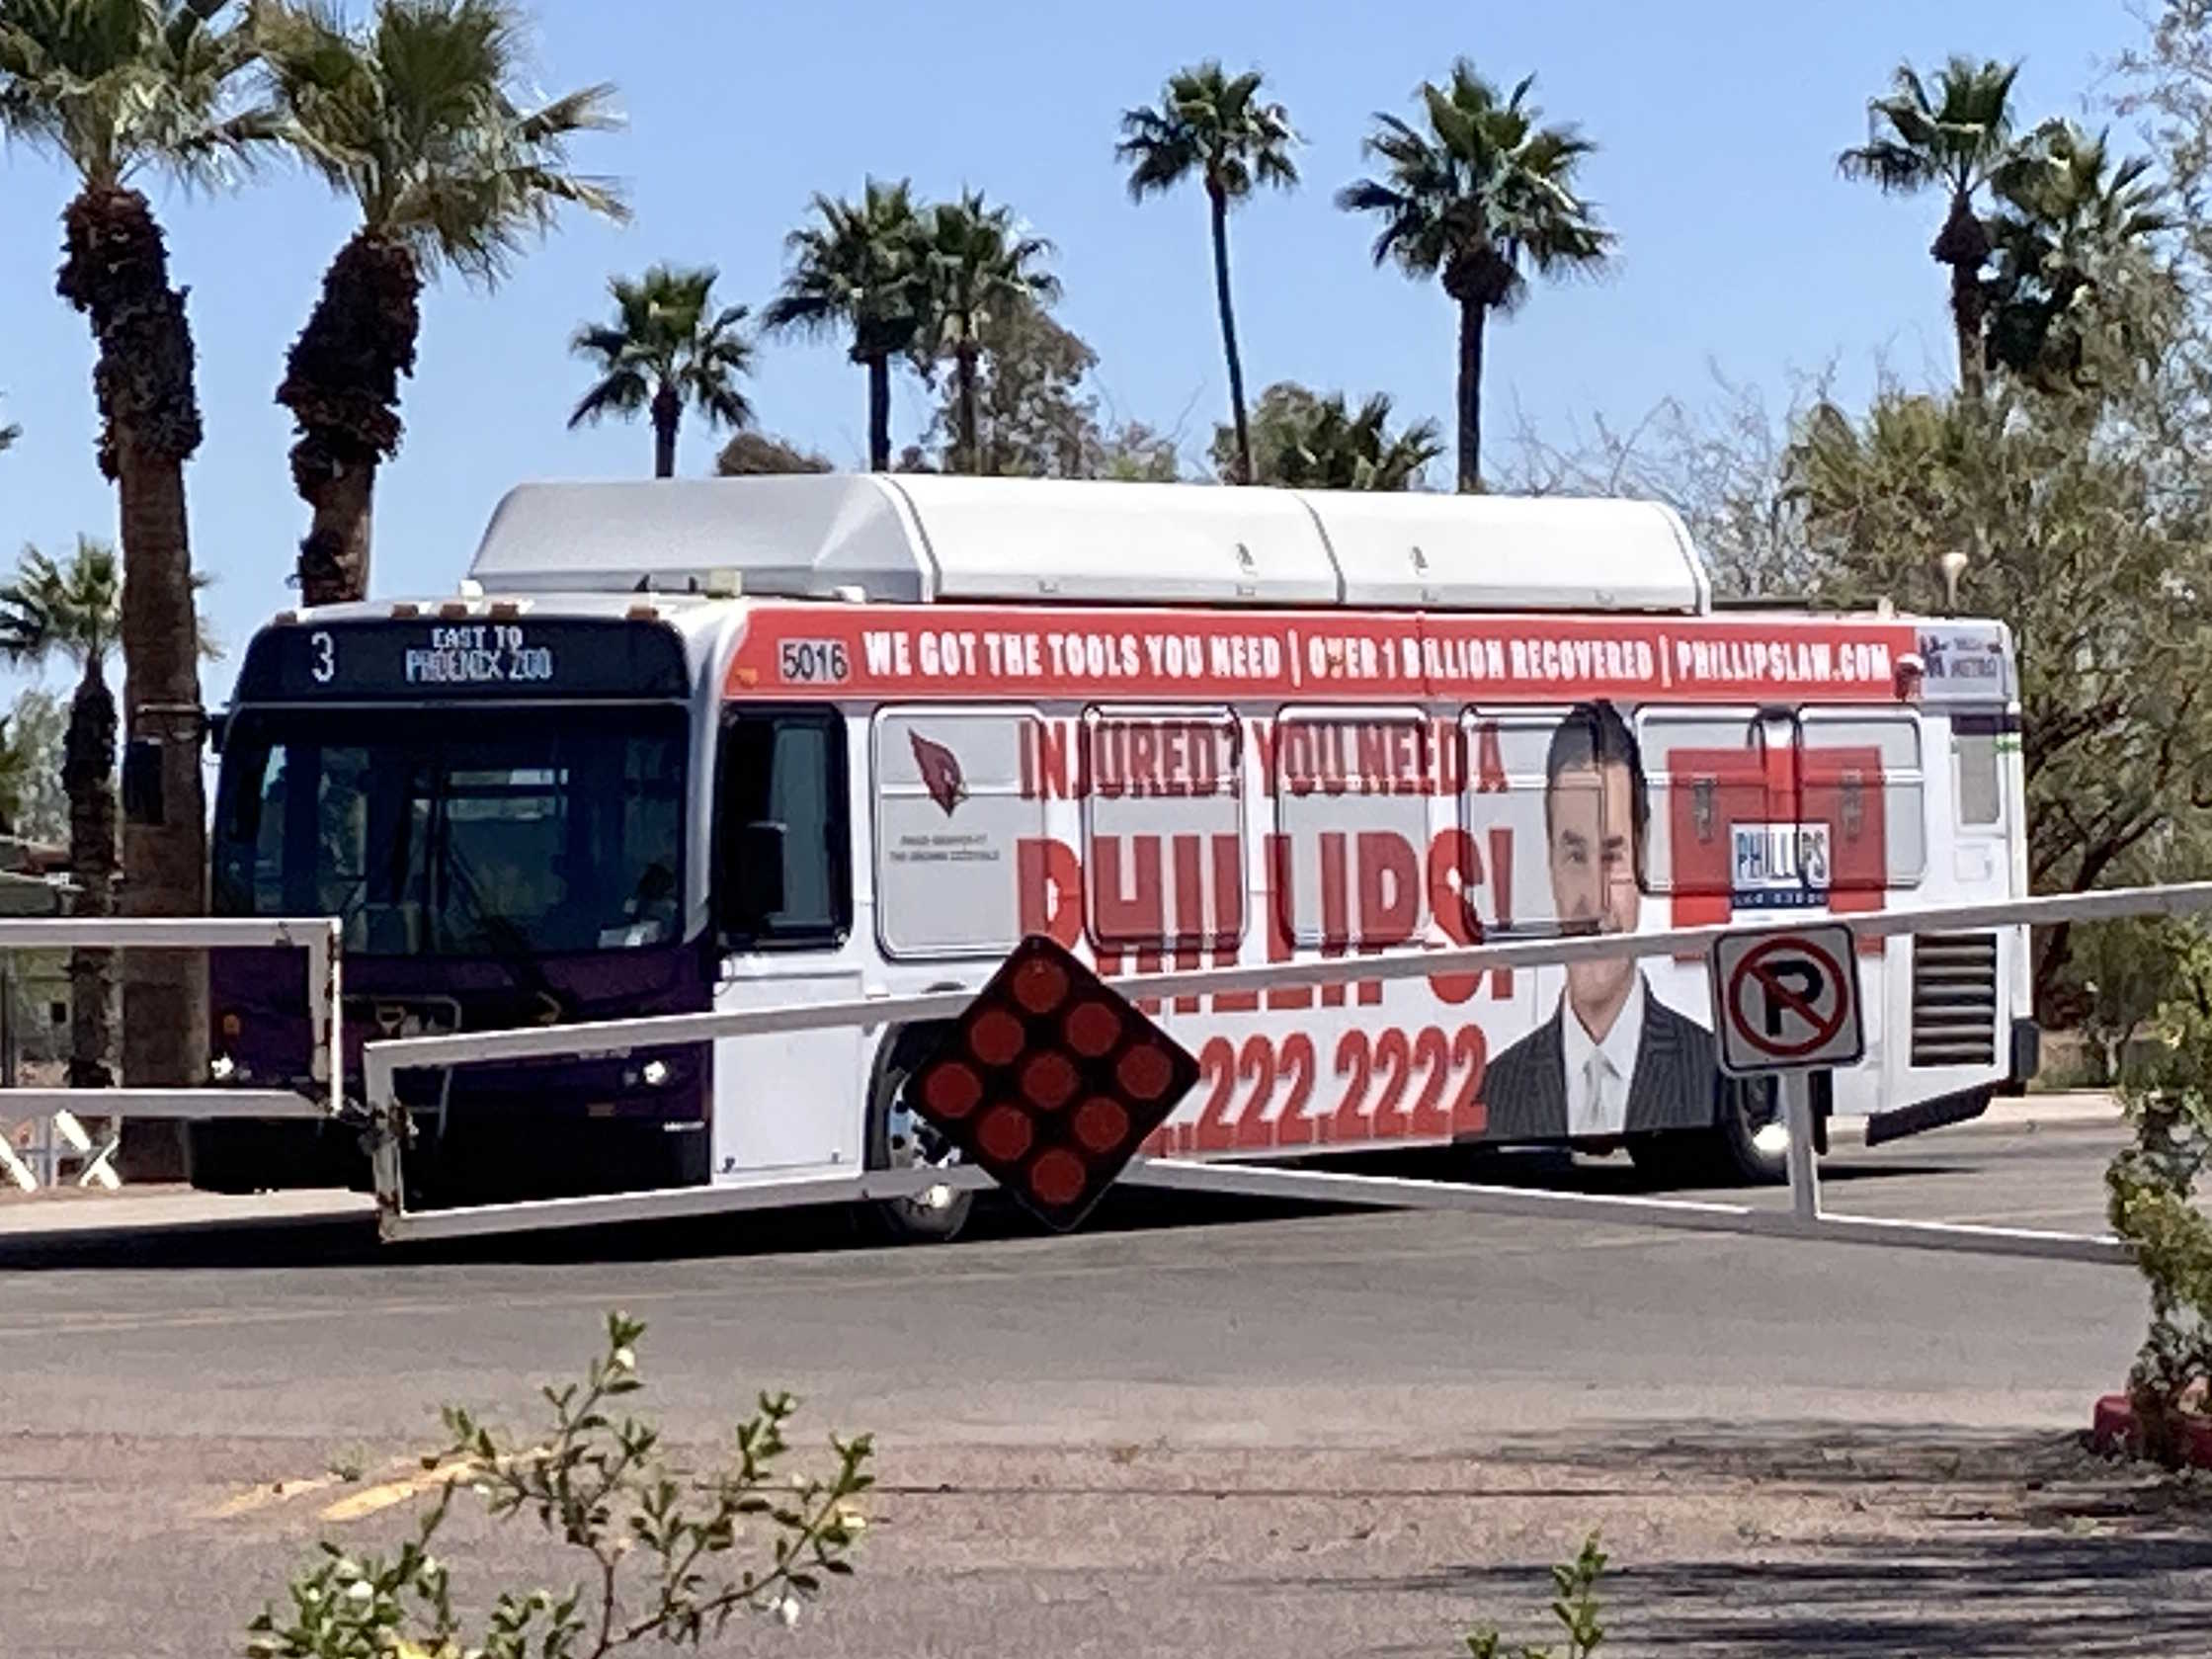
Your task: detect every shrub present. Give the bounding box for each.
[2107,949,2212,1467]
[247,1312,871,1657]
[1464,1530,1606,1659]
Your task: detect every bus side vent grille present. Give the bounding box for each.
[1911,932,1999,1067]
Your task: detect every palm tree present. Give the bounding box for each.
[258,0,625,605]
[0,0,271,1120]
[0,539,121,1089]
[1838,56,2021,401]
[0,395,16,453]
[1224,381,1443,489]
[1339,62,1611,493]
[1118,62,1297,484]
[1984,122,2172,388]
[567,265,754,477]
[914,193,1059,474]
[764,178,928,471]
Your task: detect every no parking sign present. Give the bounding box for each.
[1709,923,1864,1077]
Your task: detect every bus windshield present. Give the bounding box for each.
[213,705,686,958]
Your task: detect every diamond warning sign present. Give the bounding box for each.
[1710,923,1865,1076]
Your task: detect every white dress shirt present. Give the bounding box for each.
[1559,971,1646,1138]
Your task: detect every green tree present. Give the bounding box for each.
[923,295,1096,477]
[764,178,928,472]
[1789,385,2212,1007]
[0,539,121,1088]
[1339,62,1611,492]
[0,0,270,1123]
[1215,380,1443,488]
[1984,121,2173,391]
[4,688,68,845]
[916,191,1058,473]
[715,430,832,475]
[1118,61,1297,485]
[1094,418,1184,481]
[259,0,625,605]
[568,264,753,477]
[1837,56,2022,401]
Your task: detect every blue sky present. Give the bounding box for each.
[0,0,2141,705]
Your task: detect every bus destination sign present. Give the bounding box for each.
[234,618,690,702]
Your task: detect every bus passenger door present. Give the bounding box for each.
[711,705,863,1176]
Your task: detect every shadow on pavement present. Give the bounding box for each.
[0,1183,1355,1273]
[1360,1421,2212,1658]
[0,1132,2022,1274]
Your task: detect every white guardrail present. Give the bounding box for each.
[0,918,341,1189]
[358,881,2212,1256]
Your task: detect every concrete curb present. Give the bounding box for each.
[1832,1093,2120,1144]
[0,1188,373,1238]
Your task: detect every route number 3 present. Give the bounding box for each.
[310,630,336,684]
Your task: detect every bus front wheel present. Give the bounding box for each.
[1629,1078,1790,1187]
[862,1028,973,1244]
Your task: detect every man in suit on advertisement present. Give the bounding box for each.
[1482,701,1717,1142]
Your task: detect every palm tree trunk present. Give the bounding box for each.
[116,438,210,1111]
[56,183,209,1176]
[280,230,424,606]
[1456,297,1487,493]
[651,381,681,478]
[1950,257,1987,401]
[1932,191,1992,402]
[866,355,892,470]
[62,661,117,1091]
[1209,186,1253,486]
[957,344,981,474]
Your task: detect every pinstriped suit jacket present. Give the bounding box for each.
[1476,975,1720,1142]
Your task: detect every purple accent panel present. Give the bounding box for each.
[211,942,716,1121]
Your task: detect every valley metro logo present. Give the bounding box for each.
[909,730,967,816]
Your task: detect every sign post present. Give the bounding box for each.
[1709,923,1865,1220]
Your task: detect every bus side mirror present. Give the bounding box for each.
[719,820,786,936]
[206,708,229,754]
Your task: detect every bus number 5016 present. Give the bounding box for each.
[778,639,851,686]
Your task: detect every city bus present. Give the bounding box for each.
[191,475,2036,1239]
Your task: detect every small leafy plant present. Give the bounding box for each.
[247,1312,872,1657]
[1464,1530,1606,1659]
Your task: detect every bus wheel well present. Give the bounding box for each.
[873,1023,956,1098]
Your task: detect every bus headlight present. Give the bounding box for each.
[641,1059,670,1088]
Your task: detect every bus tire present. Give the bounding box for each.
[862,1026,972,1244]
[1628,1078,1788,1188]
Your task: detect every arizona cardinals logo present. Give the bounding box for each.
[910,731,966,816]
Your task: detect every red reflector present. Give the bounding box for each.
[978,1105,1034,1164]
[922,1062,981,1121]
[904,936,1200,1232]
[1073,1096,1130,1154]
[1028,1147,1087,1208]
[1011,955,1071,1015]
[968,1008,1025,1068]
[1115,1042,1175,1103]
[1062,999,1122,1058]
[1021,1051,1079,1113]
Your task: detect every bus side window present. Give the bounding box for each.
[716,706,850,949]
[1953,718,2005,828]
[872,709,1043,958]
[1081,706,1245,954]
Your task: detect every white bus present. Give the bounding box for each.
[195,476,2035,1239]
